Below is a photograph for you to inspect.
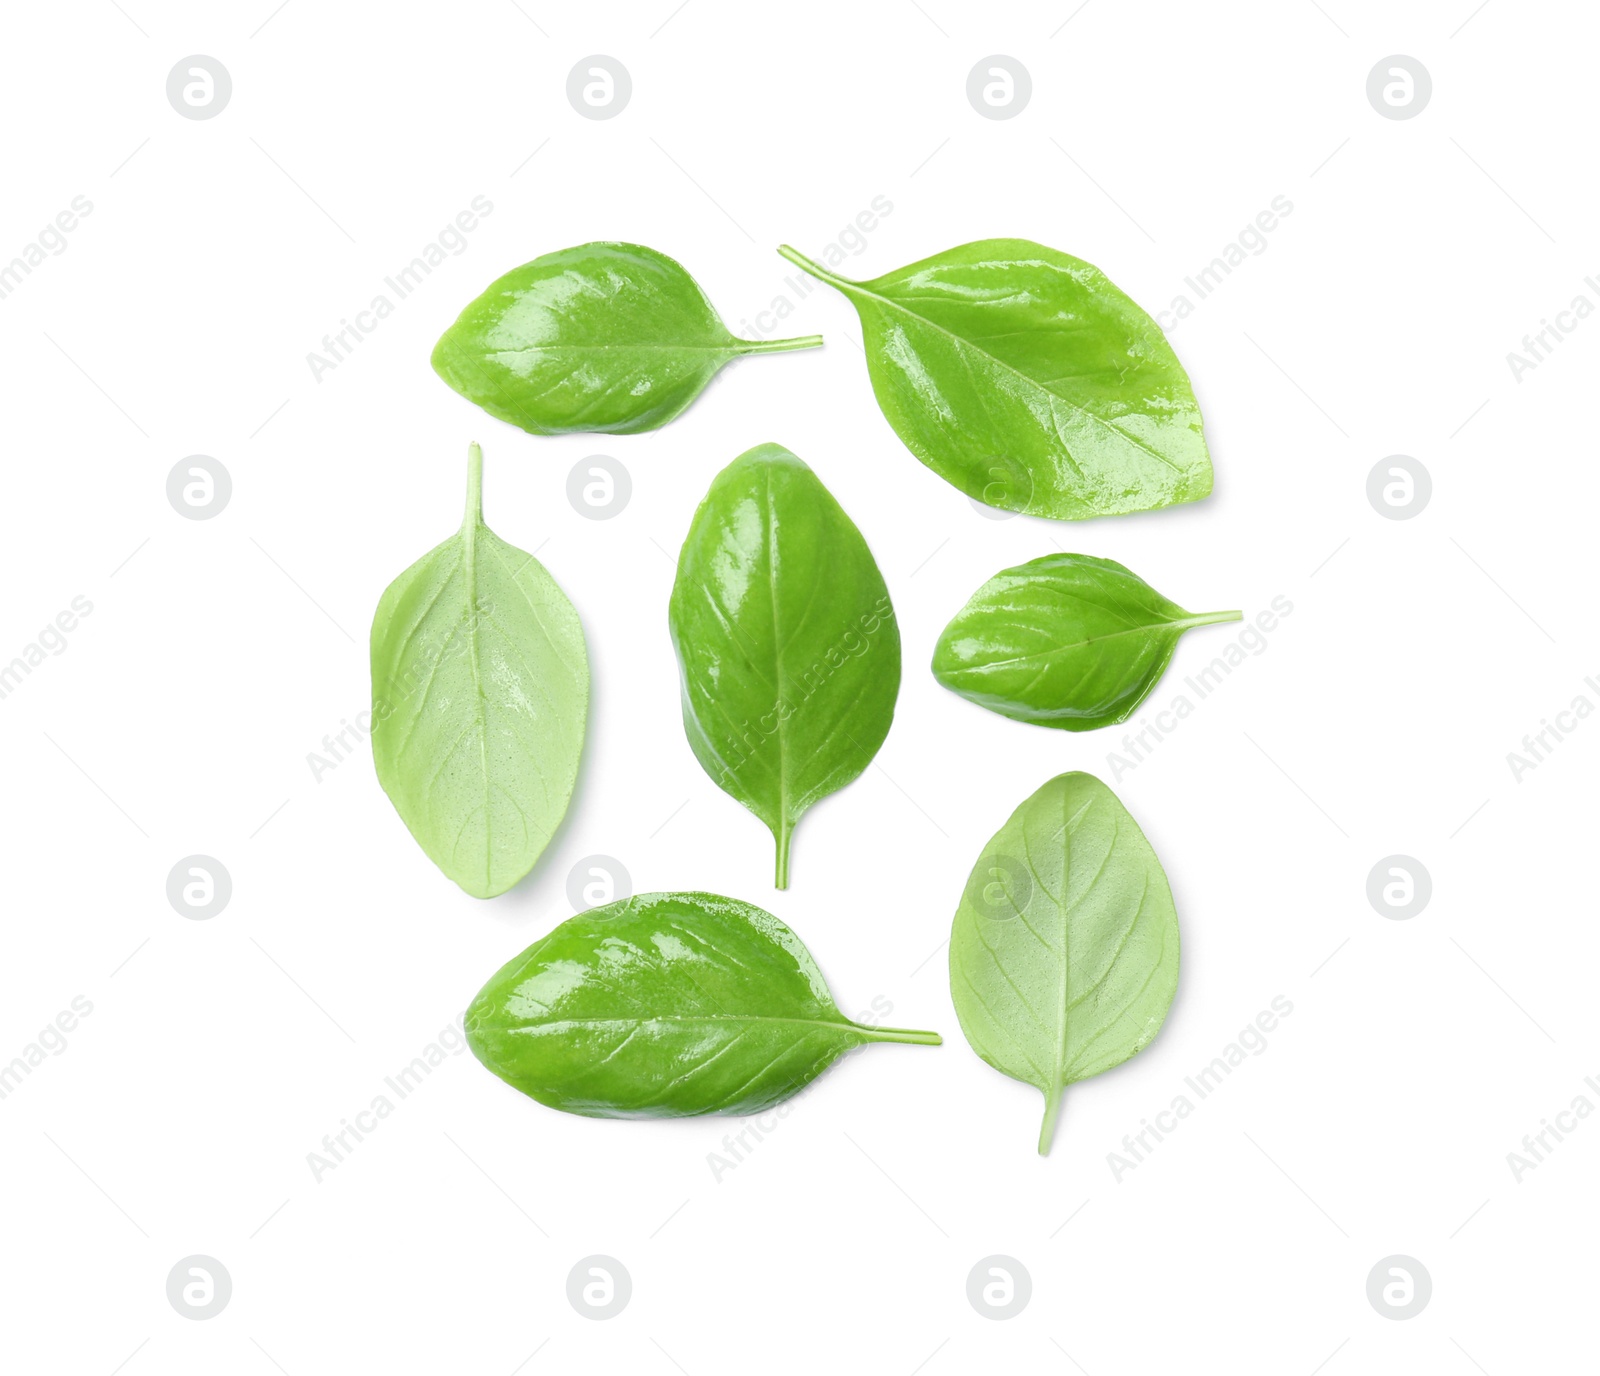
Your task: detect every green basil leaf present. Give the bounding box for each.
[949,772,1179,1154]
[667,443,900,888]
[466,890,940,1118]
[931,553,1240,731]
[432,242,822,436]
[778,239,1212,519]
[370,443,588,899]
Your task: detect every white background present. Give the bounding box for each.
[1,1,1594,1371]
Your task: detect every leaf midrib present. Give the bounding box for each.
[1048,794,1100,1102]
[764,465,791,845]
[825,269,1187,475]
[489,341,737,356]
[502,1013,855,1034]
[462,514,493,889]
[954,610,1219,674]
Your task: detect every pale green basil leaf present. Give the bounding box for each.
[779,239,1212,519]
[370,444,588,899]
[432,242,821,436]
[466,891,940,1118]
[932,553,1240,731]
[949,772,1179,1154]
[667,443,900,888]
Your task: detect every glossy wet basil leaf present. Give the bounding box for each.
[466,891,940,1119]
[370,443,588,899]
[932,553,1240,731]
[432,242,822,436]
[667,443,900,888]
[949,772,1179,1154]
[778,239,1212,520]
